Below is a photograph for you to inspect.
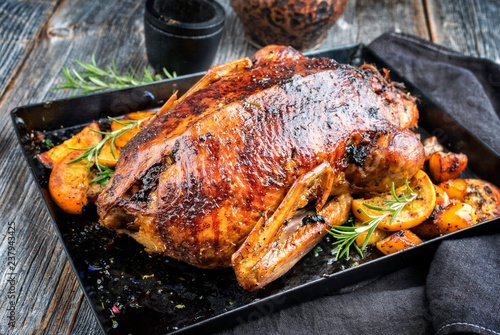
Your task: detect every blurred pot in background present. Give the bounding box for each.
[230,0,347,51]
[144,0,225,75]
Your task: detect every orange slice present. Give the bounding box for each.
[352,170,436,231]
[97,140,121,168]
[37,123,101,169]
[49,151,92,214]
[354,219,387,248]
[433,202,477,235]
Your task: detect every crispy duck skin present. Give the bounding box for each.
[96,46,424,279]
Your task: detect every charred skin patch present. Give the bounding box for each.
[345,130,388,167]
[346,143,369,167]
[302,215,326,225]
[130,163,165,203]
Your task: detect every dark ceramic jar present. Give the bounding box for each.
[144,0,225,75]
[230,0,347,51]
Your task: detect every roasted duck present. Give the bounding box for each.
[96,45,425,291]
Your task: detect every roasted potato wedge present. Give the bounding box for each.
[428,151,468,183]
[433,202,477,235]
[48,151,93,214]
[37,123,101,168]
[376,230,423,255]
[111,111,155,149]
[439,179,500,222]
[352,170,436,231]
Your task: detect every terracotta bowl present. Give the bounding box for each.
[230,0,348,51]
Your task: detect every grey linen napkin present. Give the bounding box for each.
[369,32,500,154]
[370,32,500,335]
[216,32,500,335]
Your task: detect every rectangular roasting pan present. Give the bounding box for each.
[11,44,500,335]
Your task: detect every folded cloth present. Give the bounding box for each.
[216,32,500,335]
[369,32,500,154]
[427,234,500,335]
[370,32,500,335]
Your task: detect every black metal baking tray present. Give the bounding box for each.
[11,44,500,335]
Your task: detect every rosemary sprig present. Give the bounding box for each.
[42,138,54,149]
[68,116,150,184]
[53,53,176,95]
[244,101,261,107]
[327,216,360,260]
[327,178,418,260]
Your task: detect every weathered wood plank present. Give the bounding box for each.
[10,0,148,104]
[322,0,430,47]
[0,0,148,333]
[0,199,72,334]
[71,299,104,335]
[426,0,500,62]
[0,0,62,99]
[214,0,430,64]
[0,0,432,334]
[36,262,84,334]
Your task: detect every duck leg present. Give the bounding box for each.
[232,162,352,291]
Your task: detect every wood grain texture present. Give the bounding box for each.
[214,0,430,63]
[0,0,62,99]
[0,0,148,333]
[426,0,500,62]
[4,0,497,334]
[323,0,430,46]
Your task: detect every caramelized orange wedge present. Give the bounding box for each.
[352,170,436,231]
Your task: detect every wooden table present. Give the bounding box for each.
[1,0,499,333]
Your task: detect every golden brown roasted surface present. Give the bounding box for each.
[96,46,424,272]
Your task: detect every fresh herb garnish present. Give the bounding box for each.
[69,117,147,167]
[42,138,54,148]
[53,53,176,95]
[90,163,115,186]
[244,101,261,107]
[68,116,150,185]
[313,245,323,257]
[327,178,418,260]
